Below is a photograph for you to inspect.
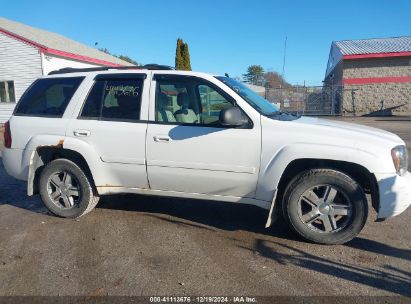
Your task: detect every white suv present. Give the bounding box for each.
[2,65,411,244]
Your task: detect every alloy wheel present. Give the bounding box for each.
[47,171,81,209]
[297,184,353,233]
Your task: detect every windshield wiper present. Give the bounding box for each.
[267,110,283,117]
[267,110,301,120]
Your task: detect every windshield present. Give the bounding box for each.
[215,76,279,116]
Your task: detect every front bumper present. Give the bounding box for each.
[375,171,411,219]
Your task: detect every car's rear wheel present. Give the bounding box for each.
[282,169,368,244]
[39,159,99,218]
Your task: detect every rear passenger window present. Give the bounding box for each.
[14,77,84,117]
[80,79,143,121]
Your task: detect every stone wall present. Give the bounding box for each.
[341,56,411,115]
[343,57,411,78]
[342,82,411,115]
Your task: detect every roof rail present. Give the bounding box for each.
[48,64,174,75]
[142,64,175,70]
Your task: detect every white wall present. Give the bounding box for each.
[0,31,113,123]
[0,48,106,123]
[41,53,102,75]
[0,32,43,122]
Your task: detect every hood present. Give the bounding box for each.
[293,116,404,145]
[260,115,405,175]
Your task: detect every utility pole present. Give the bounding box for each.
[281,36,287,88]
[331,75,334,115]
[280,36,287,106]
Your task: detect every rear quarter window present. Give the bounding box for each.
[14,77,84,117]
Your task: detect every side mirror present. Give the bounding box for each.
[219,107,248,127]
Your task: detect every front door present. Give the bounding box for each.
[146,75,261,198]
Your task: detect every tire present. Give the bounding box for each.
[39,159,99,218]
[282,169,368,245]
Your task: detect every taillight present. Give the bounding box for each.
[4,121,11,148]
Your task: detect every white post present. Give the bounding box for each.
[4,81,10,103]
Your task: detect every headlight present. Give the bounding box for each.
[391,145,408,176]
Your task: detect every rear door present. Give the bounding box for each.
[146,74,261,198]
[67,73,149,189]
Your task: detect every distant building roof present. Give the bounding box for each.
[334,36,411,55]
[325,36,411,78]
[0,17,131,66]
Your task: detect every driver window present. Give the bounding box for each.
[155,76,237,126]
[156,80,199,124]
[197,84,232,125]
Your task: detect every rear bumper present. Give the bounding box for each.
[2,148,28,181]
[375,172,411,219]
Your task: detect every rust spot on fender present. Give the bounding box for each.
[57,139,64,147]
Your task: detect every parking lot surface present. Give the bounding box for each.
[0,117,410,296]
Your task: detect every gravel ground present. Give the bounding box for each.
[0,117,410,297]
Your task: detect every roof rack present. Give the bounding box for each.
[48,64,174,75]
[143,64,175,70]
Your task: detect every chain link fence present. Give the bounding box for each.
[265,83,410,116]
[266,85,343,116]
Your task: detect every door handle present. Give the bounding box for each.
[153,135,172,143]
[73,130,91,137]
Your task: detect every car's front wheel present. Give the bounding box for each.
[282,169,368,244]
[39,159,99,218]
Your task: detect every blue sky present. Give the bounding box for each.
[2,0,410,85]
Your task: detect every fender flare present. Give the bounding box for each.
[262,142,389,227]
[25,135,106,196]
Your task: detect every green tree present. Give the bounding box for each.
[175,38,192,70]
[98,48,139,66]
[98,48,110,54]
[243,65,265,85]
[117,55,139,66]
[181,42,192,71]
[175,38,184,70]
